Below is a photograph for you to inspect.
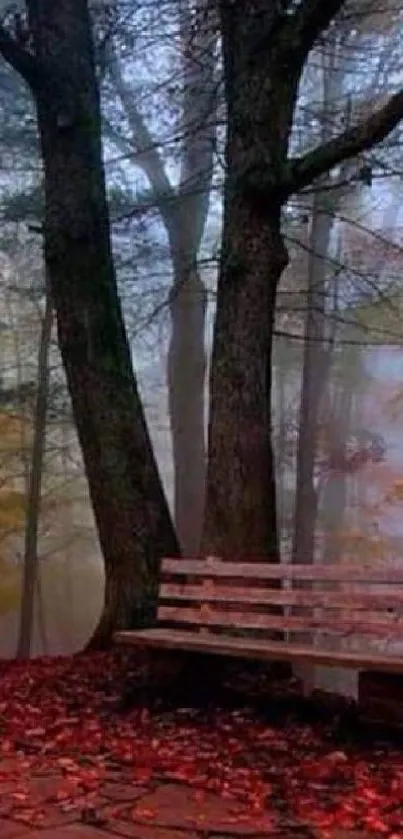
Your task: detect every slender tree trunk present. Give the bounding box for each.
[35,571,48,655]
[167,258,207,555]
[61,416,75,649]
[166,0,214,553]
[321,380,353,565]
[291,32,344,568]
[274,340,288,536]
[292,196,332,565]
[24,0,179,648]
[16,287,52,659]
[290,197,334,691]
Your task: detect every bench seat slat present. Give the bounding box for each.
[114,628,403,672]
[160,582,403,611]
[157,605,403,636]
[162,558,403,583]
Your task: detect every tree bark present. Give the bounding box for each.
[23,0,179,647]
[202,2,300,557]
[203,216,286,557]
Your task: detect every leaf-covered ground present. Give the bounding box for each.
[0,651,402,837]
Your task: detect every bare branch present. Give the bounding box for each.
[107,47,175,231]
[284,89,403,197]
[177,0,218,250]
[0,24,42,90]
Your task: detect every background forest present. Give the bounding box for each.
[0,0,402,702]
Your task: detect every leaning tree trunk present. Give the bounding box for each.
[25,0,179,647]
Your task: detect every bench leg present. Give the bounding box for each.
[172,651,228,707]
[150,650,228,708]
[359,670,403,729]
[118,649,228,710]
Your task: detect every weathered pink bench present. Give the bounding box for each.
[115,556,403,673]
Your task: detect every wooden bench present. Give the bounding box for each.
[115,556,403,711]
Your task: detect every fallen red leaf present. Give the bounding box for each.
[0,650,402,836]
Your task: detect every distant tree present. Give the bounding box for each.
[292,7,403,567]
[16,282,52,659]
[105,0,217,553]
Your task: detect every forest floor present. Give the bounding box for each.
[0,650,401,839]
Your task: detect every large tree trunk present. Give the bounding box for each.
[201,3,299,558]
[202,202,287,556]
[26,0,179,647]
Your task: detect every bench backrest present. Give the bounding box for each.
[158,557,403,644]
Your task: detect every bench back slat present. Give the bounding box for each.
[157,605,403,637]
[158,557,403,642]
[160,582,403,611]
[161,557,403,583]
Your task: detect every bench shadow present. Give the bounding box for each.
[116,653,403,751]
